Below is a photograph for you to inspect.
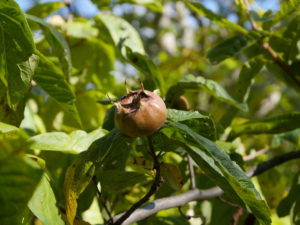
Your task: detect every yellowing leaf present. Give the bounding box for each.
[161,163,183,190]
[64,155,95,225]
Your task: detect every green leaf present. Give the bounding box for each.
[64,154,95,225]
[70,38,115,92]
[0,134,43,225]
[7,55,38,109]
[165,121,271,225]
[99,170,148,193]
[95,13,145,55]
[26,14,72,78]
[167,109,209,122]
[90,0,110,9]
[0,83,26,125]
[86,128,133,166]
[160,163,183,190]
[0,0,36,108]
[277,172,300,216]
[167,109,217,140]
[26,2,66,18]
[220,58,263,127]
[166,75,248,111]
[207,34,259,64]
[0,122,18,133]
[66,21,98,39]
[185,1,247,34]
[229,112,300,140]
[125,47,164,92]
[28,174,64,225]
[29,128,106,153]
[33,51,81,127]
[119,0,163,12]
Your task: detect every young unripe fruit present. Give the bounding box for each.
[114,89,167,137]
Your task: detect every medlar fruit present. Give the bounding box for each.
[114,84,167,137]
[172,96,190,110]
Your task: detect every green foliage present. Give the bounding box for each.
[2,0,300,224]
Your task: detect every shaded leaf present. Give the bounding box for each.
[28,174,65,225]
[277,172,300,217]
[86,128,133,166]
[99,170,148,193]
[207,34,259,64]
[166,75,248,111]
[165,121,271,225]
[160,163,183,190]
[229,112,300,140]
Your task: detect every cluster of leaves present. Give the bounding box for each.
[1,0,300,225]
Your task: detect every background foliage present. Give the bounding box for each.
[1,0,300,224]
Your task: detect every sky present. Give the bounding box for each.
[16,0,280,19]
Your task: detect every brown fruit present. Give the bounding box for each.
[114,88,167,137]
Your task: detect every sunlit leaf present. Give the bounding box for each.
[29,128,106,153]
[28,174,65,225]
[220,58,263,127]
[64,154,95,225]
[26,14,72,78]
[26,2,66,18]
[185,1,247,34]
[119,0,163,12]
[0,0,36,108]
[95,13,145,55]
[125,47,164,92]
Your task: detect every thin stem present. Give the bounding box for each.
[186,154,196,189]
[112,136,161,225]
[92,177,113,223]
[243,147,270,161]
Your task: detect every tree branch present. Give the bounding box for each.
[112,150,300,225]
[112,136,161,225]
[243,0,300,88]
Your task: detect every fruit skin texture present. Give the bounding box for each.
[115,89,167,137]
